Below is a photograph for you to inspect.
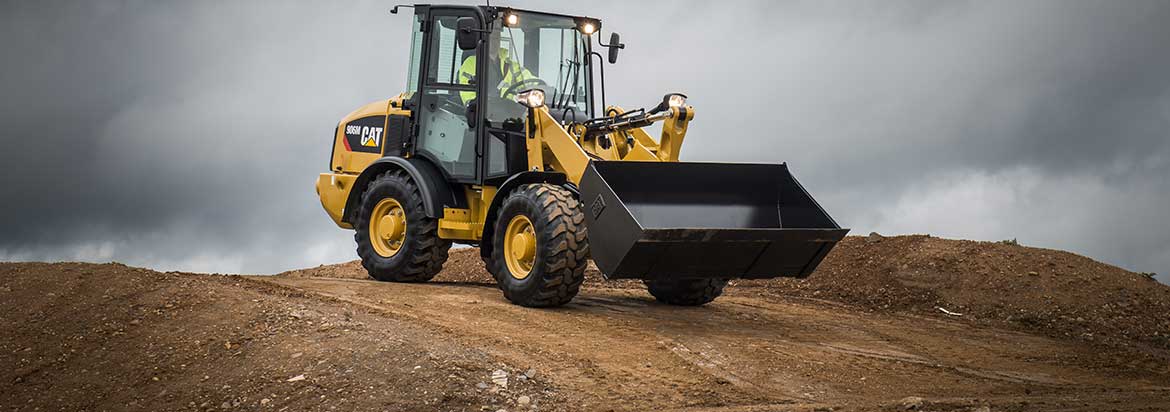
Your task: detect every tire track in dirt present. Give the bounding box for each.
[259,276,1170,411]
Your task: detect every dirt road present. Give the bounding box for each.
[261,275,1170,411]
[4,236,1169,411]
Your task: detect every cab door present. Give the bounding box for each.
[414,8,482,183]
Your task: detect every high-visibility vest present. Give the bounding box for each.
[458,57,477,104]
[458,49,536,104]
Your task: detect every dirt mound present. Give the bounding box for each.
[747,235,1170,353]
[279,260,368,280]
[6,241,1170,411]
[279,247,496,284]
[0,262,566,412]
[289,236,1170,354]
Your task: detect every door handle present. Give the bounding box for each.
[465,99,478,128]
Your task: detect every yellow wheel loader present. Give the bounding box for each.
[315,4,848,307]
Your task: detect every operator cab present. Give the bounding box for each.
[475,9,597,126]
[395,4,605,186]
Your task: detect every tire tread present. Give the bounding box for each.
[645,278,728,306]
[488,184,588,307]
[354,170,450,282]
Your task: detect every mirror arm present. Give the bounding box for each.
[595,29,625,50]
[591,29,623,114]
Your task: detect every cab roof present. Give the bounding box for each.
[403,4,601,25]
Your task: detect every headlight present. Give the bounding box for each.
[505,13,519,26]
[515,89,545,108]
[667,93,687,108]
[576,18,600,35]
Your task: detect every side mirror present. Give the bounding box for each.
[456,17,479,51]
[607,32,623,64]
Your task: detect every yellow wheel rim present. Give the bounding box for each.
[369,198,407,257]
[503,214,536,280]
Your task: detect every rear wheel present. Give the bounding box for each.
[644,279,728,306]
[488,184,588,307]
[354,170,450,282]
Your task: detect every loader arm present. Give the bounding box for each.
[525,107,591,184]
[525,104,696,184]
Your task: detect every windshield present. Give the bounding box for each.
[485,11,591,124]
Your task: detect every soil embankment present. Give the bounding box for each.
[4,235,1169,411]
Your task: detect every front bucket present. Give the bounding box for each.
[579,161,848,280]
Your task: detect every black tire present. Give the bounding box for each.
[644,279,728,306]
[354,170,450,282]
[487,184,588,307]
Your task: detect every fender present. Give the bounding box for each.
[480,171,576,258]
[343,156,457,224]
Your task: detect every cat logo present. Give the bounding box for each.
[361,127,382,147]
[345,124,384,148]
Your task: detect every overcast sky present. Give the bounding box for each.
[1,0,1167,282]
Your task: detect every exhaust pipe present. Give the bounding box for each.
[579,161,848,280]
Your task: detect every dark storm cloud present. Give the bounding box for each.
[1,0,406,272]
[2,1,1168,281]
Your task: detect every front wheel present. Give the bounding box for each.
[487,184,588,307]
[354,170,450,282]
[644,279,728,306]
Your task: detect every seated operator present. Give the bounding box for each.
[458,46,537,105]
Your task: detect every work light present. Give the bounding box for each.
[505,13,519,26]
[575,17,600,35]
[515,89,545,108]
[667,93,687,108]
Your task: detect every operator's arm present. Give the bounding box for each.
[457,56,477,104]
